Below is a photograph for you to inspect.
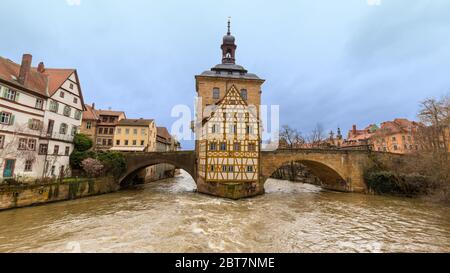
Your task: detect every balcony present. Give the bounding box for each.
[40,132,75,142]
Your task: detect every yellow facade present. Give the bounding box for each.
[112,120,156,152]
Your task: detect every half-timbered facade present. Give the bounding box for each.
[195,20,266,199]
[198,85,260,182]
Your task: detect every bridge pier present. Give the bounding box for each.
[196,178,264,200]
[120,149,387,199]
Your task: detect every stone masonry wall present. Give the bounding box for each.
[0,177,119,211]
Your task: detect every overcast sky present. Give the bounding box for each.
[1,0,449,149]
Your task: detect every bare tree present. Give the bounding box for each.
[307,123,325,147]
[414,94,450,202]
[279,125,304,149]
[277,125,306,180]
[418,95,450,155]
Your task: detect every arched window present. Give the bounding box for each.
[226,49,232,58]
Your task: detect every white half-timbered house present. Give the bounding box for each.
[0,54,85,181]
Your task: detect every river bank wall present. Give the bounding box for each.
[0,177,119,211]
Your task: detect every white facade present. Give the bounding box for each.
[0,71,84,182]
[0,84,46,180]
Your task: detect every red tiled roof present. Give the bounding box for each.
[97,109,126,117]
[44,68,75,96]
[371,118,422,138]
[157,127,172,143]
[0,56,48,96]
[82,104,100,120]
[0,55,82,105]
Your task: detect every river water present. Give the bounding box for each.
[0,171,449,253]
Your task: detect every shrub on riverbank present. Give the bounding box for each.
[70,134,126,179]
[73,134,93,152]
[96,151,126,178]
[81,158,104,178]
[70,151,126,179]
[364,168,436,196]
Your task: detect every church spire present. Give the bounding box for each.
[221,17,237,64]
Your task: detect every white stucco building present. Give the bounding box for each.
[0,54,85,182]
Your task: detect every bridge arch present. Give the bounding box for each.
[120,151,196,187]
[262,159,349,192]
[260,150,370,192]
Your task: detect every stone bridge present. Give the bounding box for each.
[120,151,196,186]
[260,149,376,192]
[120,149,390,197]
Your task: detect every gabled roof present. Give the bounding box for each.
[82,104,100,121]
[44,68,75,96]
[157,127,172,144]
[0,55,86,109]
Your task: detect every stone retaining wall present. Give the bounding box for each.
[0,177,119,211]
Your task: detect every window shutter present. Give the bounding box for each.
[10,115,15,125]
[15,92,20,102]
[0,86,4,98]
[28,119,33,129]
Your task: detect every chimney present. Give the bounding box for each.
[352,125,357,135]
[37,62,45,73]
[92,103,95,109]
[18,54,32,85]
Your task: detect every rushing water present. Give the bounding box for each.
[0,171,449,253]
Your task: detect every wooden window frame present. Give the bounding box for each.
[0,111,12,125]
[18,138,28,150]
[38,144,48,155]
[53,145,59,155]
[24,160,33,172]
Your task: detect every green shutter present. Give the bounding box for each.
[0,86,4,98]
[28,119,33,129]
[9,115,15,125]
[15,92,20,102]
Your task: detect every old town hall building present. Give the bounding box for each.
[194,21,265,199]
